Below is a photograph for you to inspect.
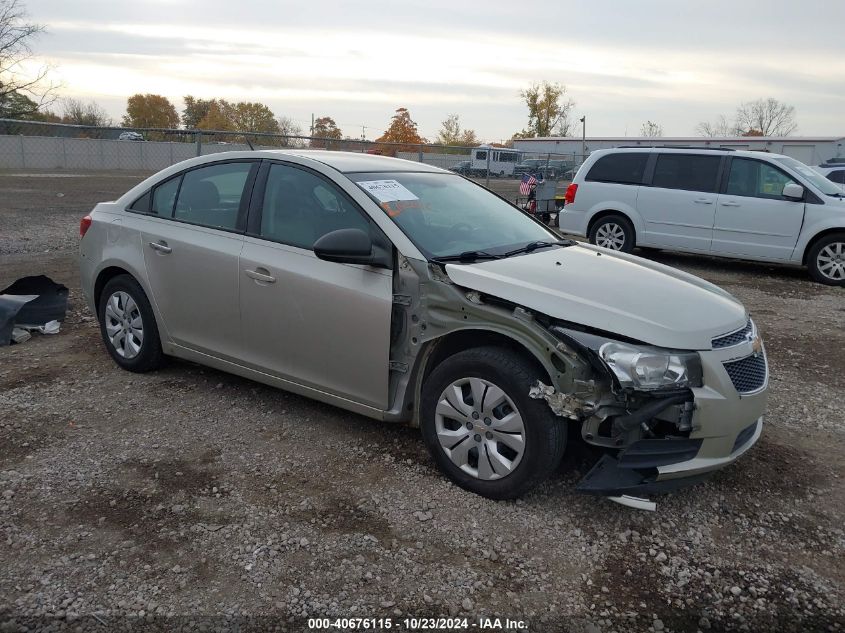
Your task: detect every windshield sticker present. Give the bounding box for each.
[381,199,422,217]
[357,179,419,203]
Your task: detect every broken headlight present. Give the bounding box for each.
[549,326,702,392]
[598,341,701,391]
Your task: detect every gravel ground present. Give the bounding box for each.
[1,170,844,632]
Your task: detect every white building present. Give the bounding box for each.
[512,136,845,166]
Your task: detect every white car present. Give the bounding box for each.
[559,147,845,285]
[814,160,845,191]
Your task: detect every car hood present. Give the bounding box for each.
[445,244,747,350]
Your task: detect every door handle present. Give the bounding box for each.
[693,198,713,204]
[245,268,276,284]
[721,201,741,207]
[148,241,172,254]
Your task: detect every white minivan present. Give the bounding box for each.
[559,147,845,285]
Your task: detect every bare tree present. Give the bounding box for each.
[640,120,663,138]
[61,98,112,127]
[0,0,57,118]
[276,115,305,147]
[735,98,797,136]
[695,114,739,137]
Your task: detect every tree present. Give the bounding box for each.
[735,97,797,136]
[375,107,426,151]
[228,101,279,134]
[61,98,111,126]
[182,95,214,128]
[311,116,342,148]
[196,100,232,131]
[0,0,57,118]
[437,114,479,147]
[0,89,57,120]
[518,81,575,137]
[276,116,305,147]
[640,120,663,138]
[122,93,179,129]
[696,98,797,137]
[695,114,739,137]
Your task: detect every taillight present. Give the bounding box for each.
[80,215,92,238]
[564,183,578,205]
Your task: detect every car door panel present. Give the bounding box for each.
[711,157,805,259]
[238,161,393,409]
[141,219,244,359]
[239,240,392,408]
[636,154,722,251]
[138,160,257,360]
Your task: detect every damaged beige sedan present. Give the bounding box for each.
[79,151,768,503]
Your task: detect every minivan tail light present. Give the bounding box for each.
[80,215,92,238]
[564,183,578,205]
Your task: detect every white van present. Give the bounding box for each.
[559,147,845,285]
[470,145,521,178]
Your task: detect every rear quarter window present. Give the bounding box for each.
[586,153,648,185]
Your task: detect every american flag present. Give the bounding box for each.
[519,174,537,196]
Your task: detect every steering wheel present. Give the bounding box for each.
[451,222,474,238]
[439,223,476,252]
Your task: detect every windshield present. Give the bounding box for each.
[350,172,556,259]
[773,156,843,196]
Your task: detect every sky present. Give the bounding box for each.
[19,0,845,142]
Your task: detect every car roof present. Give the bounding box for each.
[590,146,791,160]
[185,149,447,174]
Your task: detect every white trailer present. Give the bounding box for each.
[470,145,521,177]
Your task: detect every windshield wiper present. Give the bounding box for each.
[431,250,502,264]
[503,240,573,258]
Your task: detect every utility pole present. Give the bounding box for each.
[580,116,586,163]
[310,113,314,137]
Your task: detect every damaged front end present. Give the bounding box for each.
[531,325,710,498]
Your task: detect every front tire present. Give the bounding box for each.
[807,233,845,286]
[589,214,635,253]
[420,347,566,500]
[98,275,165,372]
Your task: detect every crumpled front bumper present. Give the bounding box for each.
[577,416,763,496]
[577,340,769,496]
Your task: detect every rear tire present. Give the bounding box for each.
[589,214,635,253]
[420,346,566,500]
[807,233,845,286]
[98,275,165,372]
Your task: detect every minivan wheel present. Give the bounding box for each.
[807,233,845,286]
[98,275,165,372]
[589,214,635,252]
[420,347,566,500]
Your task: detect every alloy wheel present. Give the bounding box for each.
[104,291,144,359]
[595,223,626,250]
[434,377,526,480]
[817,242,845,281]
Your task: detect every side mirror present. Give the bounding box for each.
[313,228,378,266]
[782,183,804,200]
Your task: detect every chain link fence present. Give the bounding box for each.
[0,119,582,216]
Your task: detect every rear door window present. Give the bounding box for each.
[827,169,845,184]
[585,153,648,184]
[173,162,255,230]
[151,176,181,217]
[651,154,721,193]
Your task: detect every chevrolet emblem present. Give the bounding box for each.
[751,336,763,356]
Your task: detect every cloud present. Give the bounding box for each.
[21,1,845,138]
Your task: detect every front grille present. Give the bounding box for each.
[713,320,753,348]
[723,353,767,394]
[732,421,758,452]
